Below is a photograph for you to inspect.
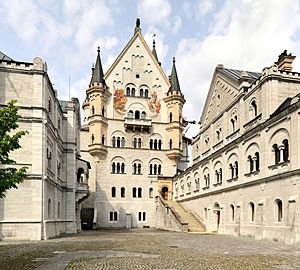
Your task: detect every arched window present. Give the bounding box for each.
[133,138,137,148]
[204,207,208,221]
[138,187,142,198]
[102,135,105,144]
[150,139,153,149]
[102,106,105,116]
[48,198,52,219]
[112,136,116,147]
[133,163,137,174]
[169,112,173,123]
[128,110,133,118]
[135,110,140,119]
[153,164,157,175]
[154,139,157,150]
[112,162,116,173]
[273,144,280,164]
[145,89,149,98]
[248,155,254,173]
[126,87,130,96]
[158,140,162,150]
[275,199,283,222]
[169,139,172,149]
[249,202,255,222]
[116,162,120,173]
[230,204,235,221]
[121,163,125,174]
[132,187,137,198]
[111,187,116,197]
[283,139,289,162]
[131,87,135,96]
[138,138,142,148]
[158,164,161,175]
[121,187,125,198]
[149,188,153,198]
[140,88,144,97]
[235,161,239,177]
[138,163,141,174]
[231,118,235,132]
[255,152,260,171]
[91,105,95,115]
[91,134,94,144]
[141,111,146,119]
[149,164,153,175]
[117,137,121,147]
[251,100,258,117]
[121,137,125,147]
[229,164,234,179]
[57,202,60,218]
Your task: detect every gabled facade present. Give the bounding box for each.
[80,20,188,229]
[174,52,300,244]
[0,52,90,240]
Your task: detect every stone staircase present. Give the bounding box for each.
[167,200,206,233]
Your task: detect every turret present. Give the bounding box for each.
[163,57,186,165]
[84,47,111,161]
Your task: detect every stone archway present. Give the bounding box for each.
[213,202,221,232]
[161,186,169,200]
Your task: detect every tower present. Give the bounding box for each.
[83,47,111,161]
[163,57,186,165]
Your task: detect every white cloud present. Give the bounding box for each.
[172,16,182,34]
[93,36,118,51]
[137,0,172,25]
[176,0,300,132]
[197,0,214,16]
[144,27,169,64]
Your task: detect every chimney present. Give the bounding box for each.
[276,50,296,72]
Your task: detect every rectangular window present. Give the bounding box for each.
[109,211,118,222]
[138,212,146,221]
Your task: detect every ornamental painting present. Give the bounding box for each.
[148,90,161,116]
[113,89,127,114]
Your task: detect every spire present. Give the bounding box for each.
[89,63,95,86]
[134,18,141,34]
[168,57,181,93]
[90,47,105,86]
[152,36,159,63]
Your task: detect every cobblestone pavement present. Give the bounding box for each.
[0,229,299,270]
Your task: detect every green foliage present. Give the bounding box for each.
[0,100,28,198]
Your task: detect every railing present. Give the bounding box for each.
[124,117,152,127]
[156,194,188,232]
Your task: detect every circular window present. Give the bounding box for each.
[136,74,140,79]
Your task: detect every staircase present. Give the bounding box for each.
[167,200,206,233]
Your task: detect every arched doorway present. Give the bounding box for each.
[213,202,221,231]
[161,186,168,200]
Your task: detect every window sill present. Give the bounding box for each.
[268,160,290,170]
[213,182,222,187]
[244,170,260,177]
[227,177,238,183]
[186,192,191,195]
[202,186,210,190]
[193,189,200,193]
[180,194,184,197]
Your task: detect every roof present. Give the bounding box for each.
[271,93,300,117]
[90,47,106,86]
[218,67,261,82]
[0,51,14,61]
[168,57,181,92]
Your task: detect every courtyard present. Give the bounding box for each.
[0,229,299,270]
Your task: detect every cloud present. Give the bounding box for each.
[137,0,172,25]
[176,0,300,134]
[197,0,214,16]
[143,27,169,64]
[172,16,182,34]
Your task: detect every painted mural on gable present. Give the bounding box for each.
[148,90,161,116]
[113,89,127,114]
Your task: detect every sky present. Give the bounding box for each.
[1,0,300,137]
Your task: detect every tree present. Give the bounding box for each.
[0,100,28,198]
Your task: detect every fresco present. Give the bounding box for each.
[148,90,161,115]
[113,89,127,114]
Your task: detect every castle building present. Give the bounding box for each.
[173,51,300,244]
[0,51,90,240]
[80,20,189,229]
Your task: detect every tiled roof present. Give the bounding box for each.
[0,51,13,61]
[219,67,261,82]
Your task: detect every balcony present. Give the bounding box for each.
[88,143,108,160]
[76,182,89,202]
[166,148,183,162]
[124,117,152,132]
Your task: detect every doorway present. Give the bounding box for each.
[161,186,169,200]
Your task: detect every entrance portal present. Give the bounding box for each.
[161,186,169,200]
[213,202,221,231]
